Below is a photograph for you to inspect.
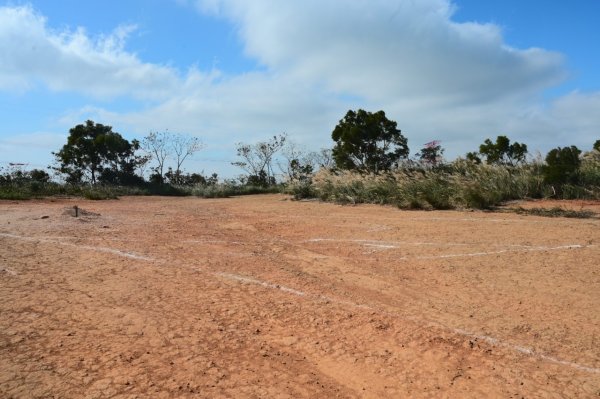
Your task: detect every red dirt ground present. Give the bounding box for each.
[1,195,599,398]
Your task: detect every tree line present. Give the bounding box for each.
[1,110,599,200]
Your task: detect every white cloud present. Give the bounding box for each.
[504,91,600,153]
[1,1,599,175]
[195,0,566,105]
[0,5,183,99]
[0,131,66,149]
[62,71,350,147]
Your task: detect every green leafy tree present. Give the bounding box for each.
[465,151,482,164]
[54,120,146,184]
[478,135,528,166]
[0,165,49,185]
[29,169,51,183]
[332,109,408,173]
[543,146,582,185]
[417,140,444,166]
[594,139,600,152]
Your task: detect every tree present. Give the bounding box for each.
[417,140,444,166]
[98,139,149,185]
[543,146,582,186]
[232,134,287,186]
[594,139,600,152]
[0,165,50,185]
[465,151,482,164]
[331,109,408,173]
[142,131,204,184]
[54,120,144,184]
[478,135,528,166]
[313,148,334,169]
[279,141,316,182]
[172,135,205,184]
[142,131,170,183]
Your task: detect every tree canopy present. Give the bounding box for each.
[331,109,409,173]
[478,135,528,166]
[54,120,146,184]
[232,134,287,186]
[543,146,582,186]
[142,131,204,184]
[417,140,444,166]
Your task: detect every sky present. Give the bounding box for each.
[1,0,599,177]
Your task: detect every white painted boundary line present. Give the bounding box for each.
[184,239,246,245]
[0,233,154,262]
[307,238,596,259]
[405,244,596,261]
[320,215,600,225]
[215,271,600,374]
[450,328,600,374]
[216,272,308,297]
[3,232,599,374]
[307,238,472,247]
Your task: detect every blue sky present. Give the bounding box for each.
[1,0,599,177]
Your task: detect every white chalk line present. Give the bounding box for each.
[20,236,144,243]
[306,238,596,259]
[451,328,600,374]
[307,238,472,247]
[308,237,537,248]
[3,232,599,374]
[216,272,308,297]
[323,214,600,226]
[404,244,597,261]
[215,270,600,374]
[0,233,154,262]
[184,239,246,245]
[363,243,398,249]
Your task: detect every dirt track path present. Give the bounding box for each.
[1,195,599,398]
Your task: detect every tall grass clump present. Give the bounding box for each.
[575,156,600,198]
[309,159,552,210]
[451,160,546,208]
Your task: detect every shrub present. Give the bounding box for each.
[543,146,582,187]
[307,160,568,210]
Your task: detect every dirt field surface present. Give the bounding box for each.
[1,195,599,398]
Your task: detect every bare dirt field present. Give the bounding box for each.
[1,194,599,398]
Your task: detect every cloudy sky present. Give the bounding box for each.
[1,0,599,177]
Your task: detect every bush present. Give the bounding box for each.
[543,146,582,187]
[306,159,590,210]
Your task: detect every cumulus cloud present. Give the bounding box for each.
[504,91,600,153]
[195,0,566,105]
[1,1,599,173]
[63,72,349,144]
[0,5,183,99]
